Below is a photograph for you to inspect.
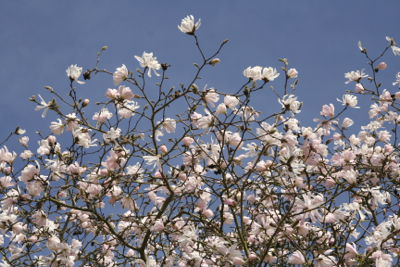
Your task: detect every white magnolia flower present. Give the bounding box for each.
[117,100,140,119]
[393,72,400,86]
[386,36,400,56]
[215,103,227,116]
[203,87,219,108]
[288,250,306,265]
[113,64,128,86]
[261,67,280,82]
[279,94,301,115]
[358,41,363,51]
[143,155,161,170]
[72,128,98,148]
[50,119,64,135]
[337,94,360,108]
[159,118,176,133]
[103,127,121,143]
[243,66,262,80]
[35,94,50,118]
[224,95,239,109]
[344,69,368,84]
[92,108,113,123]
[287,68,298,78]
[134,52,161,77]
[314,250,336,267]
[342,118,354,128]
[66,64,85,84]
[178,15,201,35]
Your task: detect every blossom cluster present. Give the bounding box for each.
[0,15,399,267]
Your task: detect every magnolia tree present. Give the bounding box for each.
[1,15,400,267]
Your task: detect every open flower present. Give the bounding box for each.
[143,155,161,170]
[337,94,360,108]
[261,67,280,82]
[393,72,400,86]
[178,15,201,35]
[66,64,85,84]
[113,64,128,86]
[35,94,50,118]
[159,118,176,133]
[50,119,64,135]
[224,95,239,109]
[288,250,306,265]
[134,52,161,77]
[203,87,219,108]
[386,36,400,56]
[279,94,301,115]
[344,69,368,84]
[320,104,334,117]
[243,66,262,80]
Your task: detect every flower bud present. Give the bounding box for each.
[159,145,168,154]
[287,68,298,78]
[178,173,187,181]
[126,249,135,257]
[58,190,67,198]
[377,62,387,70]
[82,99,89,107]
[224,198,237,207]
[190,84,199,94]
[243,216,251,224]
[247,195,256,203]
[83,70,91,80]
[48,135,56,144]
[182,136,194,146]
[100,169,109,176]
[19,136,29,147]
[325,178,336,188]
[138,133,145,140]
[14,126,26,135]
[4,167,11,174]
[216,103,227,115]
[249,254,258,261]
[355,83,364,93]
[232,257,245,266]
[209,58,220,66]
[202,209,213,218]
[294,177,303,187]
[28,236,38,243]
[45,86,54,92]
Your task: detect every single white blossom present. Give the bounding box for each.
[287,68,298,78]
[178,15,201,35]
[386,36,400,56]
[393,72,400,86]
[143,155,161,170]
[134,52,161,77]
[261,67,280,82]
[66,64,85,84]
[113,64,128,86]
[344,69,368,84]
[35,94,50,118]
[243,66,262,80]
[337,94,360,108]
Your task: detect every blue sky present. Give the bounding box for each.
[0,1,399,146]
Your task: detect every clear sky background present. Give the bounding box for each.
[1,1,399,147]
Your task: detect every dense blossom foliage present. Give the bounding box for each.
[0,16,399,267]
